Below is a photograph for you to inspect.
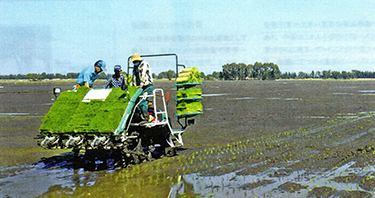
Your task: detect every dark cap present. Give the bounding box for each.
[114,65,122,71]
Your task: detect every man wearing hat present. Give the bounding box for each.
[129,53,154,120]
[75,60,106,88]
[103,65,127,90]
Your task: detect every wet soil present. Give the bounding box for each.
[1,80,375,197]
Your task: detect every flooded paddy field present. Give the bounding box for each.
[1,80,375,197]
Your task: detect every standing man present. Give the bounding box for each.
[103,65,127,90]
[75,60,106,89]
[129,53,154,119]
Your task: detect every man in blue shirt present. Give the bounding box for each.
[75,60,106,88]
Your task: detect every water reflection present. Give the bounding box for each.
[0,113,30,116]
[0,151,115,198]
[177,161,374,198]
[2,151,374,197]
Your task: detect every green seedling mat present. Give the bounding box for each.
[175,97,202,102]
[175,67,202,84]
[176,101,203,115]
[175,111,203,118]
[176,88,202,99]
[40,86,138,135]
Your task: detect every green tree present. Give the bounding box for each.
[222,63,235,80]
[200,72,205,79]
[310,70,315,78]
[322,70,331,79]
[211,71,221,79]
[238,63,247,80]
[331,71,341,79]
[252,62,262,80]
[55,73,64,79]
[315,71,321,78]
[166,70,175,80]
[265,62,280,80]
[297,71,309,79]
[67,73,79,79]
[157,71,173,79]
[26,73,37,81]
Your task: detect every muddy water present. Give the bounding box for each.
[0,162,101,197]
[2,80,375,197]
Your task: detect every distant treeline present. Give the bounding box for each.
[280,70,375,79]
[0,73,81,80]
[216,62,375,80]
[1,63,374,81]
[221,62,281,80]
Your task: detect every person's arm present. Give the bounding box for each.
[81,66,93,88]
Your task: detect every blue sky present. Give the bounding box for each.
[1,0,375,75]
